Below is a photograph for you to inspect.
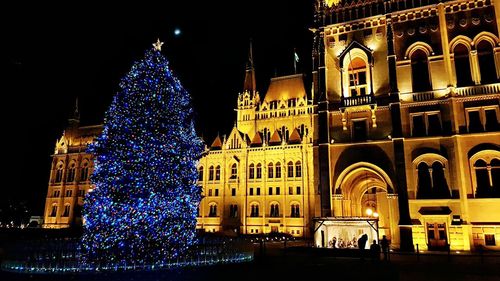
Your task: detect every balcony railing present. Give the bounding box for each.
[341,94,374,107]
[455,83,500,97]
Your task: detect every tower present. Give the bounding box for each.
[236,40,259,137]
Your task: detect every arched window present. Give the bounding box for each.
[209,204,217,217]
[251,204,260,217]
[249,164,255,179]
[290,204,300,217]
[230,163,237,179]
[209,166,214,181]
[80,161,89,182]
[431,162,451,199]
[348,57,368,97]
[55,163,64,183]
[287,161,294,177]
[417,162,432,199]
[270,203,280,217]
[295,161,302,177]
[477,40,498,84]
[198,166,204,181]
[50,205,58,217]
[62,204,71,217]
[66,162,76,182]
[453,43,473,87]
[229,204,238,218]
[474,159,490,197]
[256,163,262,179]
[275,162,281,178]
[411,49,432,92]
[268,163,274,178]
[215,165,221,180]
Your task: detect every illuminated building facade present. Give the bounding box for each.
[196,53,316,237]
[43,0,500,250]
[312,0,500,251]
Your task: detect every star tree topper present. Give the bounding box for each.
[153,39,164,51]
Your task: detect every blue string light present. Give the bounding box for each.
[80,45,203,267]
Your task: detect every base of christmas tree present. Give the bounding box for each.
[1,237,253,274]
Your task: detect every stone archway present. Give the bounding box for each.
[332,163,400,244]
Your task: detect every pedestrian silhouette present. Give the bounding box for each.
[370,240,381,261]
[358,234,368,250]
[381,235,390,261]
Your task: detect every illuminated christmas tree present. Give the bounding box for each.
[81,40,203,266]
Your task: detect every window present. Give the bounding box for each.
[215,189,219,196]
[287,161,294,177]
[55,163,63,183]
[208,189,213,197]
[453,43,473,87]
[50,205,58,217]
[485,109,499,131]
[268,163,274,178]
[416,161,450,199]
[231,188,236,196]
[467,107,499,133]
[474,159,500,198]
[477,40,497,84]
[295,161,302,177]
[215,165,221,180]
[427,114,442,136]
[276,187,280,195]
[289,186,293,195]
[256,163,262,179]
[230,163,237,179]
[62,205,70,217]
[412,115,426,137]
[485,234,496,246]
[268,187,273,195]
[78,190,85,197]
[80,162,89,181]
[291,204,300,217]
[411,112,442,137]
[468,110,484,133]
[229,204,238,218]
[249,164,255,179]
[270,204,280,217]
[411,49,432,92]
[209,166,214,180]
[249,188,254,196]
[348,57,368,97]
[352,119,368,142]
[275,162,281,178]
[198,167,204,181]
[296,186,301,195]
[53,190,60,197]
[65,190,73,197]
[250,204,259,217]
[256,187,261,195]
[209,205,217,217]
[67,163,76,182]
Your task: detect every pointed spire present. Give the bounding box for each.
[74,97,80,120]
[243,39,256,93]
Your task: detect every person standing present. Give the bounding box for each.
[381,235,390,261]
[370,240,381,261]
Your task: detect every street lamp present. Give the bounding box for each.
[366,208,373,216]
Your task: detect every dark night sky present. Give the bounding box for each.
[3,1,314,215]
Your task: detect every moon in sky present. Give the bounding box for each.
[174,28,181,36]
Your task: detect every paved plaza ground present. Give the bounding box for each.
[2,241,499,281]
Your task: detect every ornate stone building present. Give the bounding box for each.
[43,105,101,228]
[312,0,500,251]
[43,0,500,251]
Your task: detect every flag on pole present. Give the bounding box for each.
[294,48,299,74]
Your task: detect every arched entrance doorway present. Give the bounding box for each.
[332,163,399,245]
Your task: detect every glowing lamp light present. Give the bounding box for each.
[373,212,379,218]
[365,208,373,216]
[174,28,181,36]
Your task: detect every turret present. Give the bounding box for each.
[236,40,259,137]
